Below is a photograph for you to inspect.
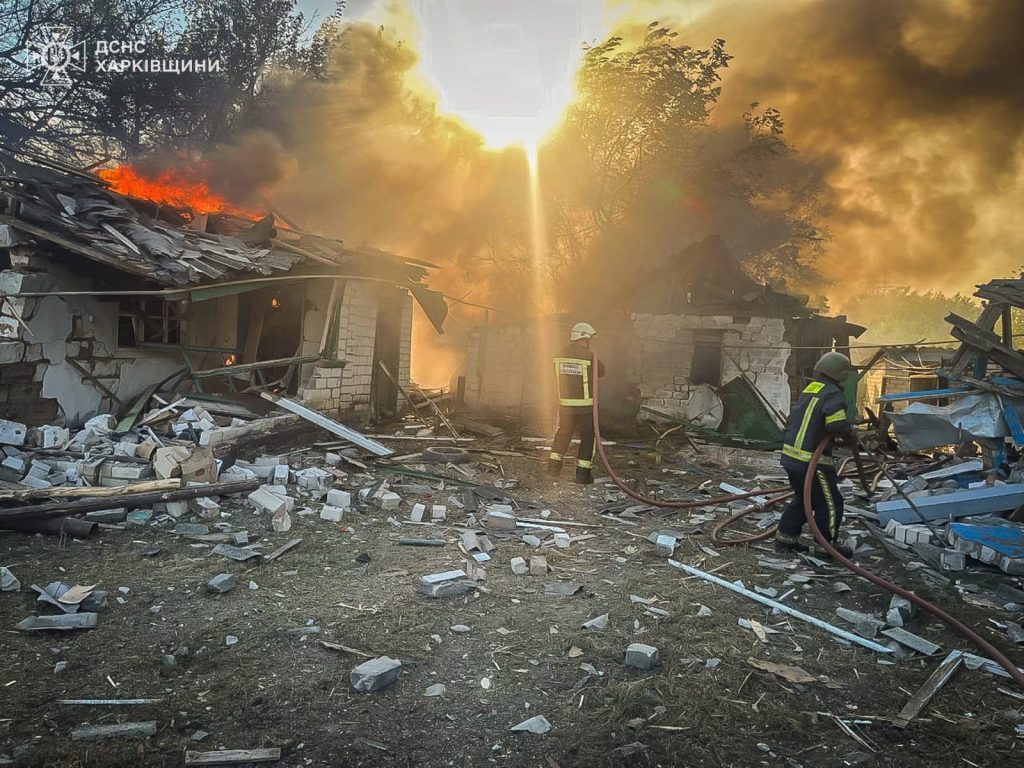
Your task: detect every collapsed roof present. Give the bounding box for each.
[0,146,447,331]
[624,235,824,318]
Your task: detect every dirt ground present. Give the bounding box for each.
[1,435,1023,767]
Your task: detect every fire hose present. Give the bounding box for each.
[587,355,1024,687]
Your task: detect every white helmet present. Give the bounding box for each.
[570,322,597,341]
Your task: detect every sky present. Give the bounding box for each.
[298,0,609,147]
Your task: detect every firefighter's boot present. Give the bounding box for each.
[774,532,809,554]
[574,466,594,485]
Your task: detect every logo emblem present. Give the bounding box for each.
[26,26,87,86]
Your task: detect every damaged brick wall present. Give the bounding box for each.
[0,248,181,426]
[629,313,791,419]
[462,313,792,420]
[298,280,413,417]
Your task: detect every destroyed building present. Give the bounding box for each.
[0,149,447,427]
[461,236,863,429]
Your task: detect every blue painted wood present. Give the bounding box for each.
[1002,400,1024,447]
[877,483,1024,526]
[877,387,974,403]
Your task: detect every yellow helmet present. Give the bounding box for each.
[570,322,597,341]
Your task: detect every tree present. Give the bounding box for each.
[537,23,826,309]
[842,287,979,344]
[0,0,309,162]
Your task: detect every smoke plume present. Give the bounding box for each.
[635,0,1024,306]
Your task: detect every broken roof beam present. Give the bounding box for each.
[947,312,1024,380]
[259,392,393,456]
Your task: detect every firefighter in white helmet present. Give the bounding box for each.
[549,322,605,484]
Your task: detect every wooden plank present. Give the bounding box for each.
[411,383,461,438]
[185,749,281,766]
[377,361,432,425]
[893,650,963,728]
[0,478,178,503]
[0,479,260,523]
[259,392,393,456]
[264,538,302,562]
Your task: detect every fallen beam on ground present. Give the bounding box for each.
[893,650,964,728]
[0,479,260,523]
[263,538,302,562]
[877,483,1024,526]
[0,478,179,503]
[185,749,281,766]
[60,698,163,705]
[260,391,393,456]
[667,559,893,654]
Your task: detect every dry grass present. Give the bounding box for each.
[0,439,1021,766]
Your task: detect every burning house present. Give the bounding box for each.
[461,237,863,434]
[0,148,446,427]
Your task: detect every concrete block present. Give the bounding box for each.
[84,508,127,523]
[351,656,402,692]
[320,504,345,522]
[166,500,188,518]
[190,497,220,517]
[431,504,447,521]
[554,532,571,549]
[272,464,290,484]
[419,569,473,598]
[153,446,190,479]
[0,418,27,446]
[625,643,659,670]
[1,455,25,474]
[381,491,401,510]
[207,573,236,593]
[295,467,331,491]
[327,489,352,508]
[655,534,677,557]
[248,487,287,515]
[410,502,426,522]
[510,557,528,575]
[529,555,548,575]
[255,455,286,466]
[486,507,517,530]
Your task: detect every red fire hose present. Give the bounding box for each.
[587,355,1024,687]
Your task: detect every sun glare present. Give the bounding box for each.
[408,0,605,151]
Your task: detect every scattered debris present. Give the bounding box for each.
[71,722,157,742]
[625,643,659,670]
[510,715,551,734]
[893,650,964,728]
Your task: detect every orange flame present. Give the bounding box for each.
[98,164,261,218]
[224,354,237,366]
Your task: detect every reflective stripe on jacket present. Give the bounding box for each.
[554,341,605,408]
[781,378,852,467]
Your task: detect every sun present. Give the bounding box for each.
[406,0,606,151]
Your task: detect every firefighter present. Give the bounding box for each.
[776,351,857,558]
[549,322,605,484]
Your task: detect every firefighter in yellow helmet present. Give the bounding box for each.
[549,322,605,484]
[776,351,857,558]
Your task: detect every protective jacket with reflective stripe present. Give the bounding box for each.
[554,341,605,410]
[781,377,852,470]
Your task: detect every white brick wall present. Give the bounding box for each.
[464,313,793,418]
[296,280,412,417]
